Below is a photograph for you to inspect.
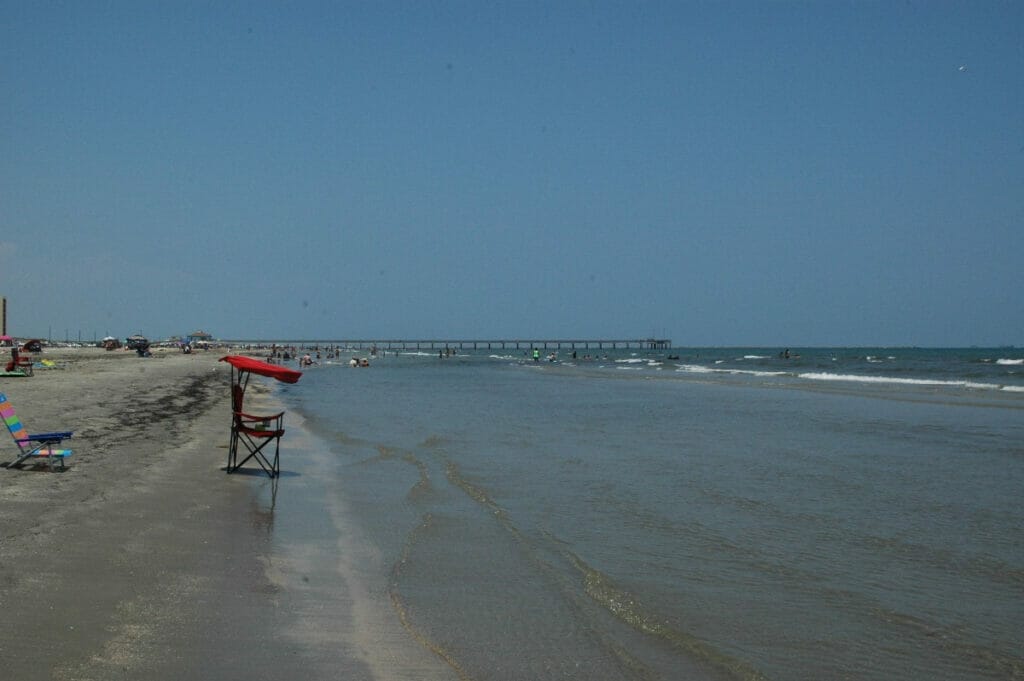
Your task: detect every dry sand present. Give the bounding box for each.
[0,347,453,680]
[0,348,458,675]
[0,348,276,679]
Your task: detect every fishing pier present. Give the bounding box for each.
[227,338,673,351]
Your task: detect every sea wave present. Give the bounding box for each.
[799,372,1003,390]
[996,358,1023,365]
[665,364,1024,394]
[676,365,787,378]
[722,369,788,378]
[677,364,715,374]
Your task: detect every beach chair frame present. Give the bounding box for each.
[0,392,73,471]
[226,370,285,478]
[15,356,33,376]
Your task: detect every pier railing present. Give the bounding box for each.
[222,338,672,351]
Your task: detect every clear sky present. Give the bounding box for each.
[2,1,1021,346]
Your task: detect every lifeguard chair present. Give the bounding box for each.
[219,356,302,478]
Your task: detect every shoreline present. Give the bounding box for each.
[0,348,446,680]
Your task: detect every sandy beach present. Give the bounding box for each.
[0,347,454,681]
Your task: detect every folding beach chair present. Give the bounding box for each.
[227,383,286,477]
[0,392,73,470]
[220,356,302,479]
[16,357,34,376]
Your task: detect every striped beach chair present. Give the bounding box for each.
[0,392,73,471]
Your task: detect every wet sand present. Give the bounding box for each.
[0,347,455,681]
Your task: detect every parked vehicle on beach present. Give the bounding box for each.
[125,334,149,350]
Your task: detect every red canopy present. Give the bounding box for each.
[219,355,303,383]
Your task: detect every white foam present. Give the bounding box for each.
[965,382,1000,391]
[615,358,646,364]
[675,365,786,378]
[799,372,1004,390]
[996,358,1023,365]
[677,364,714,374]
[802,372,940,386]
[741,355,769,360]
[1002,385,1024,393]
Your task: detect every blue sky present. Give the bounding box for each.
[2,1,1021,346]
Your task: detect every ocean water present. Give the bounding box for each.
[267,347,1024,680]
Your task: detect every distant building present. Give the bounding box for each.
[186,330,215,345]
